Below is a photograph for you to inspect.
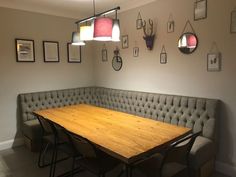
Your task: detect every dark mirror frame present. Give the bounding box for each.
[178,32,198,54]
[112,56,122,71]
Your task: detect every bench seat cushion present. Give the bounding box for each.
[22,119,42,140]
[189,136,215,170]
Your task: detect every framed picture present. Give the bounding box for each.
[167,21,174,33]
[136,12,143,30]
[67,43,81,63]
[160,53,167,64]
[122,35,129,49]
[43,41,59,62]
[194,0,207,21]
[15,39,35,62]
[207,53,221,71]
[102,48,108,62]
[133,47,139,57]
[230,10,236,33]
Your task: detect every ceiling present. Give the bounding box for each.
[0,0,156,19]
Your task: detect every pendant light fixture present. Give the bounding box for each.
[112,10,120,42]
[73,0,120,42]
[71,24,85,46]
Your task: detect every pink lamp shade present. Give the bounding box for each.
[94,17,113,41]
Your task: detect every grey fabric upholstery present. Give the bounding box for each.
[18,87,220,176]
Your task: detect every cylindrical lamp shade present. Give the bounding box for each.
[94,17,113,41]
[71,32,85,46]
[112,19,120,42]
[80,25,94,41]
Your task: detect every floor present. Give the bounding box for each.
[0,146,229,177]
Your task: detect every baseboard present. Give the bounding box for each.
[0,138,24,151]
[215,161,236,177]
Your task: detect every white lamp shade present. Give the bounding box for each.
[112,19,120,42]
[71,32,85,46]
[80,25,94,41]
[94,17,113,41]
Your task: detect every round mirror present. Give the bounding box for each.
[112,56,122,71]
[178,32,198,54]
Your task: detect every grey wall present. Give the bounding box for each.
[0,7,94,143]
[93,0,236,175]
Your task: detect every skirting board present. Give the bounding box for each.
[215,161,236,177]
[0,138,24,151]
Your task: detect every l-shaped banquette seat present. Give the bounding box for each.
[18,87,220,177]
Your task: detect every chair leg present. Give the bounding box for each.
[49,144,56,177]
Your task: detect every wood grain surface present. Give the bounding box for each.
[34,104,190,163]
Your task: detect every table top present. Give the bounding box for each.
[34,104,190,163]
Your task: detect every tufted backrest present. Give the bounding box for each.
[19,87,219,141]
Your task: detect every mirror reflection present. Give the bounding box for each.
[178,33,198,54]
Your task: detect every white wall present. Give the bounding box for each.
[0,8,94,144]
[94,0,236,176]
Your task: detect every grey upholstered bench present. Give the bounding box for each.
[18,87,220,177]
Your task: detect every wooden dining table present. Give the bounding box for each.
[34,104,191,165]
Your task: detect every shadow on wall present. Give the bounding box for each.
[12,95,23,147]
[217,101,234,165]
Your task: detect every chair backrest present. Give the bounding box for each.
[161,131,201,167]
[37,115,53,135]
[66,131,97,158]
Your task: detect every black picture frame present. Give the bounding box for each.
[230,10,236,33]
[122,35,129,49]
[133,47,139,57]
[15,38,35,62]
[43,41,59,62]
[67,43,82,63]
[167,21,175,33]
[194,0,207,21]
[102,48,108,62]
[160,53,167,64]
[207,53,221,72]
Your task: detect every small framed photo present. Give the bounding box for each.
[122,35,129,49]
[67,43,81,63]
[167,21,174,33]
[15,39,35,62]
[136,12,143,30]
[133,47,139,57]
[102,48,108,62]
[43,41,59,62]
[230,10,236,33]
[194,0,207,21]
[207,53,221,71]
[160,53,167,64]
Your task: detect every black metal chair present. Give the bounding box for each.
[37,116,74,177]
[134,131,201,177]
[65,130,121,177]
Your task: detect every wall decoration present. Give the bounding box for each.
[15,39,35,62]
[143,19,155,50]
[136,12,143,30]
[112,47,122,71]
[178,20,198,54]
[122,35,129,49]
[167,14,175,33]
[230,10,236,33]
[67,43,81,63]
[101,44,108,62]
[133,47,139,57]
[160,45,167,64]
[43,41,59,62]
[194,0,207,21]
[207,53,221,71]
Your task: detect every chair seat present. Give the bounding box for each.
[75,151,120,175]
[162,163,187,177]
[136,153,163,177]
